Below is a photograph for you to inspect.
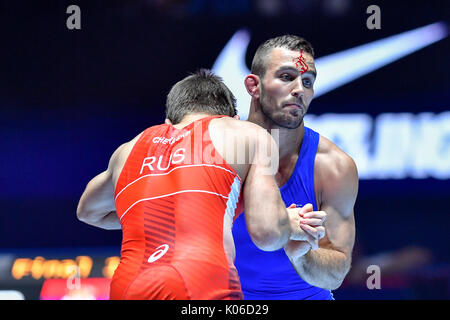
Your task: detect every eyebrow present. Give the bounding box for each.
[278,66,317,78]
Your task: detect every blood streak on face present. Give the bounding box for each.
[292,49,309,74]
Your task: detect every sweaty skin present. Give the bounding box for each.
[244,46,358,290]
[77,114,322,256]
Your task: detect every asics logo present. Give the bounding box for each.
[148,244,169,263]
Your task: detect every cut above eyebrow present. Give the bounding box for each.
[278,66,317,78]
[303,70,317,78]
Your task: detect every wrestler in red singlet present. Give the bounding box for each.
[110,115,243,300]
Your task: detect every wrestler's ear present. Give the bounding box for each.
[165,118,172,125]
[244,74,260,99]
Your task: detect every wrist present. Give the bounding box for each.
[284,240,311,261]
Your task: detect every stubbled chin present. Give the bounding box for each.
[288,108,301,117]
[275,113,303,129]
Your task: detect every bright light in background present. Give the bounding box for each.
[212,22,449,179]
[313,22,448,97]
[0,290,24,300]
[305,112,450,180]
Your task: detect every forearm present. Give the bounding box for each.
[259,191,292,250]
[265,202,292,251]
[290,247,351,290]
[246,189,292,251]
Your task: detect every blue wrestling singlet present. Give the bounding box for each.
[232,126,333,300]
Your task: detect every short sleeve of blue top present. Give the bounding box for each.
[232,126,334,300]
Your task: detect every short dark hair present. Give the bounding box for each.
[251,35,315,78]
[165,69,237,124]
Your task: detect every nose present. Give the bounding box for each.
[291,77,304,98]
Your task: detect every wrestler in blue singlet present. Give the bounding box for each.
[232,126,333,300]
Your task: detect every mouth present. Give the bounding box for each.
[284,103,303,111]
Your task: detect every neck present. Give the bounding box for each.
[172,113,215,129]
[248,100,305,160]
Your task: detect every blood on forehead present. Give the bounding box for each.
[292,49,309,75]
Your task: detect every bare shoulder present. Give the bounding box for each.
[209,117,277,180]
[316,135,358,180]
[211,116,268,135]
[109,131,144,184]
[315,135,359,215]
[110,132,143,164]
[215,117,276,147]
[210,117,273,149]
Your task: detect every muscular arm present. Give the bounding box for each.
[286,144,358,290]
[76,146,124,230]
[242,126,297,251]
